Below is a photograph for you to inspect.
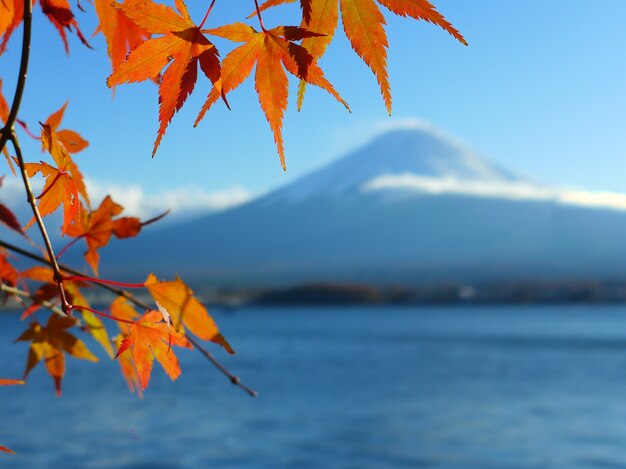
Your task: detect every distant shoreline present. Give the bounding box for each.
[197,280,626,308]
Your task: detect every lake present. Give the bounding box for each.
[3,305,626,468]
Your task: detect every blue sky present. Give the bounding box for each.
[2,0,626,216]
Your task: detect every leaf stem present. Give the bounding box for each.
[253,0,267,32]
[141,209,170,227]
[62,274,145,289]
[16,119,39,140]
[198,0,217,29]
[56,235,83,260]
[68,304,135,325]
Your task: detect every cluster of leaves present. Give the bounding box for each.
[3,0,465,168]
[0,0,465,455]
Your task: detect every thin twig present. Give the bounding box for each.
[188,336,258,397]
[253,0,267,32]
[62,275,145,289]
[56,235,82,260]
[0,0,32,155]
[68,304,135,325]
[198,0,217,29]
[0,239,258,397]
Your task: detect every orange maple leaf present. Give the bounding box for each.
[43,102,89,154]
[0,0,20,54]
[94,0,151,70]
[40,0,91,53]
[114,334,143,397]
[0,0,15,41]
[18,265,62,319]
[0,249,20,287]
[256,0,465,113]
[65,195,149,274]
[144,273,234,353]
[110,298,142,395]
[107,0,221,155]
[197,23,347,170]
[111,296,139,335]
[24,124,89,234]
[16,314,98,396]
[115,310,192,390]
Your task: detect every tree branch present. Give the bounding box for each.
[0,239,258,397]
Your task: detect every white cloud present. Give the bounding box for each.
[0,176,252,222]
[86,180,252,220]
[362,173,626,212]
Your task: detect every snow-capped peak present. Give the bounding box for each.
[270,126,521,202]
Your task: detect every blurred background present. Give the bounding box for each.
[3,0,626,467]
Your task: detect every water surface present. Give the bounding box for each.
[2,305,626,468]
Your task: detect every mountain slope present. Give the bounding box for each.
[98,127,626,286]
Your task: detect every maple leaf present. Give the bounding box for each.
[115,310,192,390]
[65,195,148,274]
[144,274,234,353]
[19,266,59,319]
[16,314,98,396]
[256,0,465,113]
[0,250,19,287]
[0,203,22,235]
[110,296,139,335]
[94,0,151,71]
[114,334,143,396]
[377,0,466,44]
[107,0,221,156]
[0,0,15,43]
[0,0,20,54]
[43,102,89,154]
[197,23,347,170]
[19,268,63,318]
[24,124,89,234]
[109,298,141,395]
[40,0,91,53]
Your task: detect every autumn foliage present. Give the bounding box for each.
[0,0,464,455]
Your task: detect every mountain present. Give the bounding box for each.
[99,126,626,286]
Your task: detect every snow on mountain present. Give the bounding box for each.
[99,125,626,286]
[266,126,520,203]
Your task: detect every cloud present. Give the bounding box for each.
[86,180,252,220]
[0,176,252,222]
[362,173,626,212]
